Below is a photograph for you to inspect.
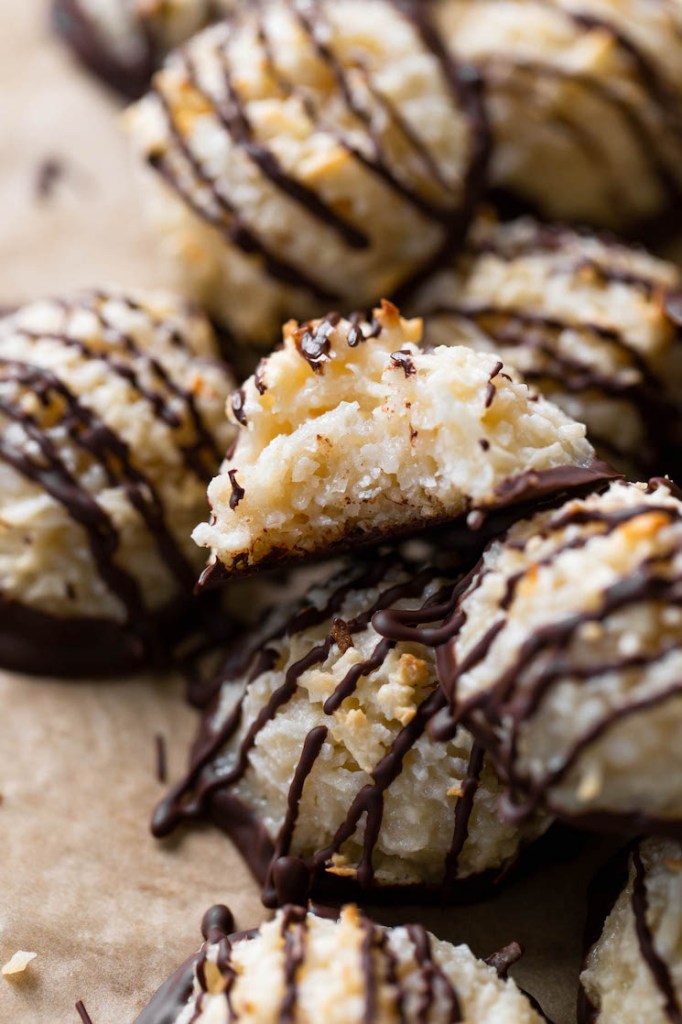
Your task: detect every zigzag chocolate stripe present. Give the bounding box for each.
[631,842,682,1023]
[424,301,677,468]
[144,0,488,303]
[0,296,226,647]
[420,487,682,833]
[135,904,468,1024]
[579,839,682,1024]
[152,554,494,906]
[465,0,682,227]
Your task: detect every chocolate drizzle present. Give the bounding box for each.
[135,902,516,1024]
[0,293,228,675]
[631,844,682,1024]
[390,350,416,377]
[152,552,531,907]
[295,314,339,371]
[469,1,682,234]
[423,226,682,474]
[143,0,489,315]
[428,483,682,834]
[579,840,682,1024]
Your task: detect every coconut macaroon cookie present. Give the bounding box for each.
[136,903,545,1024]
[0,289,234,676]
[126,0,488,347]
[427,479,682,834]
[52,0,230,98]
[193,301,612,581]
[152,552,549,906]
[579,837,682,1024]
[414,215,682,476]
[436,0,682,232]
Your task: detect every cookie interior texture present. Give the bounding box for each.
[136,903,545,1024]
[433,479,682,833]
[125,0,487,346]
[193,301,609,580]
[153,550,550,906]
[415,214,682,477]
[579,837,682,1023]
[0,288,234,675]
[436,0,682,233]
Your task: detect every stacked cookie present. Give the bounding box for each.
[22,0,682,1020]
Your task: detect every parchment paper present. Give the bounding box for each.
[0,5,669,1023]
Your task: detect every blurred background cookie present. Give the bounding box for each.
[0,287,234,676]
[437,0,682,235]
[415,214,682,478]
[126,0,488,347]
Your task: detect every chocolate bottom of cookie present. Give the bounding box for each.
[0,593,230,679]
[134,950,198,1024]
[52,0,155,100]
[199,459,619,588]
[156,786,545,911]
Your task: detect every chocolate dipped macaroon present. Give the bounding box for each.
[126,0,488,347]
[135,903,545,1023]
[192,301,613,582]
[425,479,682,835]
[152,550,550,907]
[415,215,682,477]
[579,838,682,1024]
[52,0,231,99]
[436,0,682,234]
[0,289,234,676]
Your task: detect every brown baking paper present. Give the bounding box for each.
[0,5,669,1024]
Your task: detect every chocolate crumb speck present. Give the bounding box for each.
[485,360,504,409]
[330,617,354,654]
[155,733,168,784]
[479,438,490,451]
[35,157,66,201]
[228,469,245,510]
[390,350,416,377]
[296,315,339,372]
[484,941,523,979]
[254,361,268,395]
[231,388,248,426]
[75,999,95,1024]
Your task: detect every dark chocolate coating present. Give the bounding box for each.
[198,459,619,587]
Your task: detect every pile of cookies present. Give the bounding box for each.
[5,0,681,1020]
